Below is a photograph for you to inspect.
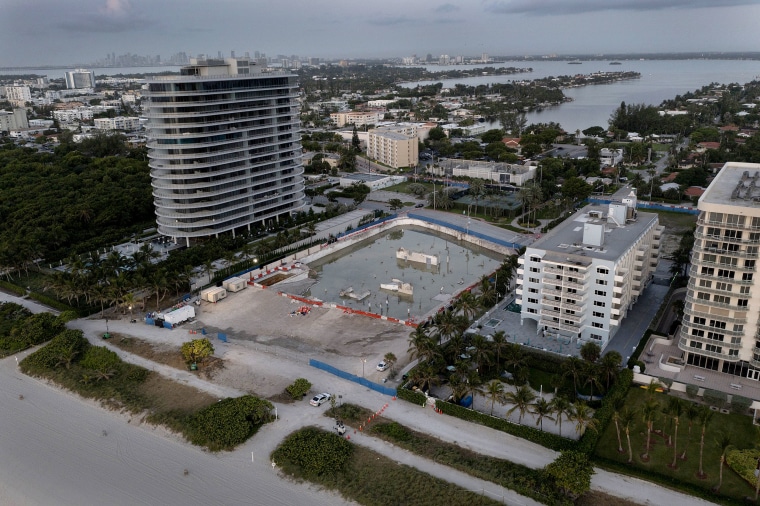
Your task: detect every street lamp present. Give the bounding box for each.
[360,358,367,378]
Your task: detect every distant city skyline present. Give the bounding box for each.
[2,0,760,67]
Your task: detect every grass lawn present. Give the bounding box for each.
[649,210,697,232]
[594,387,756,503]
[383,180,433,195]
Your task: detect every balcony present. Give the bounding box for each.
[539,319,580,333]
[685,295,748,312]
[683,305,747,324]
[688,265,754,285]
[678,337,740,362]
[540,309,582,323]
[697,217,760,231]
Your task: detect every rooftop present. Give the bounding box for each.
[700,162,760,207]
[528,204,659,262]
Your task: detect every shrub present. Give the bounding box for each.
[189,395,274,450]
[730,395,752,414]
[685,384,699,398]
[286,378,312,399]
[545,450,594,500]
[272,427,353,477]
[627,329,653,369]
[703,389,727,408]
[373,421,413,442]
[180,338,214,365]
[0,280,26,296]
[21,329,90,371]
[577,368,633,454]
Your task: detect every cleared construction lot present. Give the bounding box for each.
[192,285,413,388]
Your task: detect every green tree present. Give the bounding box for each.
[532,397,555,432]
[714,431,733,492]
[641,399,659,461]
[619,407,637,463]
[697,406,714,478]
[544,451,594,500]
[580,342,601,363]
[80,345,121,382]
[666,397,684,469]
[468,178,486,215]
[387,198,403,211]
[181,338,215,366]
[504,385,536,424]
[599,351,622,390]
[570,401,598,436]
[383,352,397,374]
[286,378,312,399]
[484,379,505,416]
[680,401,700,460]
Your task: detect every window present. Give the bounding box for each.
[529,277,540,283]
[590,334,602,341]
[527,298,538,304]
[717,269,735,279]
[701,267,714,276]
[691,329,705,337]
[593,301,606,307]
[724,229,742,239]
[723,243,739,252]
[528,288,538,293]
[702,254,716,263]
[569,267,579,273]
[527,308,537,314]
[567,288,577,294]
[595,290,607,296]
[706,227,721,237]
[696,292,710,301]
[592,322,604,328]
[728,349,739,357]
[707,332,724,342]
[694,317,706,325]
[750,232,760,242]
[740,286,750,294]
[738,299,748,307]
[752,216,760,228]
[705,344,722,353]
[568,277,577,283]
[564,320,574,325]
[596,267,608,274]
[709,212,723,223]
[530,256,541,263]
[593,311,604,318]
[699,280,712,288]
[734,324,744,332]
[719,257,737,267]
[745,260,756,269]
[726,214,745,227]
[713,295,730,305]
[596,279,608,285]
[530,267,540,273]
[715,282,731,291]
[554,296,561,301]
[690,340,703,349]
[743,273,753,281]
[709,320,726,329]
[564,309,576,315]
[748,246,759,256]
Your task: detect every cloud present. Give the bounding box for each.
[435,3,460,13]
[368,16,415,26]
[55,0,153,33]
[485,0,759,16]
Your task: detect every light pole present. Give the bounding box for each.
[360,358,367,378]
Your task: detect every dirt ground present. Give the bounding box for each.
[653,210,697,258]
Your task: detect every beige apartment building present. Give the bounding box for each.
[680,162,760,381]
[366,127,418,169]
[329,111,384,128]
[517,192,662,350]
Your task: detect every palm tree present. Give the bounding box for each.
[485,380,505,416]
[448,374,468,403]
[561,356,584,394]
[599,351,623,390]
[714,432,732,492]
[407,327,439,364]
[680,401,700,460]
[505,385,536,424]
[612,401,625,453]
[641,400,659,461]
[619,408,637,463]
[570,401,598,436]
[550,396,571,437]
[464,371,484,409]
[456,291,479,321]
[580,342,601,363]
[469,178,486,215]
[409,363,439,394]
[470,334,493,373]
[666,397,684,469]
[383,352,397,374]
[503,343,528,378]
[150,269,169,310]
[532,397,555,432]
[697,406,713,478]
[582,362,603,400]
[434,310,459,345]
[202,259,215,284]
[491,331,509,369]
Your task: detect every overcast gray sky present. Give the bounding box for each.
[2,0,760,67]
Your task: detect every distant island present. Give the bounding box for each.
[610,62,622,65]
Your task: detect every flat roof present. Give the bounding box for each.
[528,204,659,262]
[700,162,760,208]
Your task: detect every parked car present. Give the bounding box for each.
[376,361,389,371]
[310,393,332,406]
[414,203,424,208]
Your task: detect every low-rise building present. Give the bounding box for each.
[433,159,536,186]
[516,192,662,350]
[600,148,623,167]
[94,116,140,131]
[53,108,94,122]
[330,110,384,128]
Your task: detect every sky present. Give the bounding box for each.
[2,0,760,67]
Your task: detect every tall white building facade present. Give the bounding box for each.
[516,194,662,350]
[144,57,304,246]
[65,69,96,89]
[680,162,760,381]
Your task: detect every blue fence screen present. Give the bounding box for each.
[587,198,699,215]
[309,359,397,396]
[408,213,523,250]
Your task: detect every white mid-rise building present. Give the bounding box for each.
[65,69,96,89]
[367,126,418,169]
[516,193,662,350]
[0,109,29,132]
[680,162,760,381]
[330,111,384,128]
[5,86,31,107]
[94,116,141,131]
[144,57,304,246]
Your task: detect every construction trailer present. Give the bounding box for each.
[222,276,247,293]
[201,286,227,303]
[161,305,196,325]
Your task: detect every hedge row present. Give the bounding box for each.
[434,398,576,452]
[396,386,426,406]
[27,291,83,315]
[627,329,653,369]
[0,280,26,296]
[577,368,633,453]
